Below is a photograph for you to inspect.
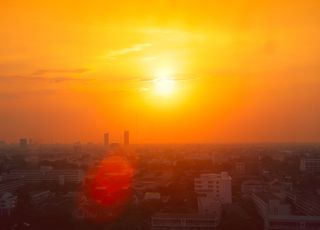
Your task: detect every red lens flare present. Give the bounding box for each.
[77,153,134,222]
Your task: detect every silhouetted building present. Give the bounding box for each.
[124,130,129,146]
[104,132,109,148]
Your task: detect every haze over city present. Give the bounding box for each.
[1,0,320,144]
[1,1,320,230]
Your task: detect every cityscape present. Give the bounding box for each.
[1,0,320,229]
[0,135,320,229]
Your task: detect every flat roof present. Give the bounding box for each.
[268,215,320,221]
[153,212,215,219]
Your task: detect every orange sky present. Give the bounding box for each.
[1,0,320,143]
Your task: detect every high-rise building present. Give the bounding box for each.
[124,130,129,146]
[104,132,109,148]
[19,138,28,148]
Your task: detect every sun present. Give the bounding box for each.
[153,69,176,96]
[154,77,175,96]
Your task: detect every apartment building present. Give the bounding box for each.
[194,172,232,204]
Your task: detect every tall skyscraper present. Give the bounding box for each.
[124,130,129,146]
[104,132,109,148]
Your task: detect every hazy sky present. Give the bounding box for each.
[1,0,320,143]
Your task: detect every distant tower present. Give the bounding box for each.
[104,132,109,148]
[124,131,129,146]
[19,138,28,148]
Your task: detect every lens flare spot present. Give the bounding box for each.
[77,153,134,222]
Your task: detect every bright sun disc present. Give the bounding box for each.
[153,69,176,96]
[154,77,175,96]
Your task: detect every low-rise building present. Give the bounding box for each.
[143,192,161,201]
[30,190,52,207]
[151,212,220,230]
[252,192,320,230]
[0,180,24,195]
[197,196,221,217]
[268,179,292,193]
[241,180,266,194]
[194,172,232,204]
[5,169,84,184]
[286,191,320,216]
[300,158,320,173]
[0,192,17,217]
[235,162,246,175]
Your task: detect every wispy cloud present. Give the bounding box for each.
[0,89,57,99]
[106,43,152,59]
[0,67,91,84]
[32,68,90,76]
[0,75,91,83]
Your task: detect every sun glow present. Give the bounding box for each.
[154,69,176,96]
